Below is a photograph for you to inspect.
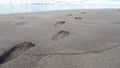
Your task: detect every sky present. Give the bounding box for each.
[0,0,120,4]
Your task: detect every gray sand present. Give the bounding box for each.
[0,9,120,68]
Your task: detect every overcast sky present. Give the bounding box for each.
[0,0,119,4]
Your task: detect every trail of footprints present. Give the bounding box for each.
[0,41,35,64]
[53,20,70,41]
[0,12,85,64]
[53,15,70,41]
[1,11,119,66]
[52,12,85,41]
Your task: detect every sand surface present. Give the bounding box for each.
[0,9,120,68]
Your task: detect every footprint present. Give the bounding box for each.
[66,14,72,16]
[12,20,28,27]
[52,31,70,41]
[0,41,35,64]
[75,17,82,20]
[55,21,66,27]
[81,12,86,14]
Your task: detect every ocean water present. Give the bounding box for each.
[0,4,120,14]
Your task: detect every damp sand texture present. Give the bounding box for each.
[0,9,120,68]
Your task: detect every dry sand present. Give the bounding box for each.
[0,9,120,68]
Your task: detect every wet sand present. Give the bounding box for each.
[0,9,120,68]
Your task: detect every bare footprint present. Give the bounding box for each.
[0,41,35,64]
[52,31,70,41]
[75,17,82,20]
[81,12,86,14]
[66,14,72,16]
[55,21,66,27]
[12,20,28,27]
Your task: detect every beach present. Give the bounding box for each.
[0,9,120,68]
